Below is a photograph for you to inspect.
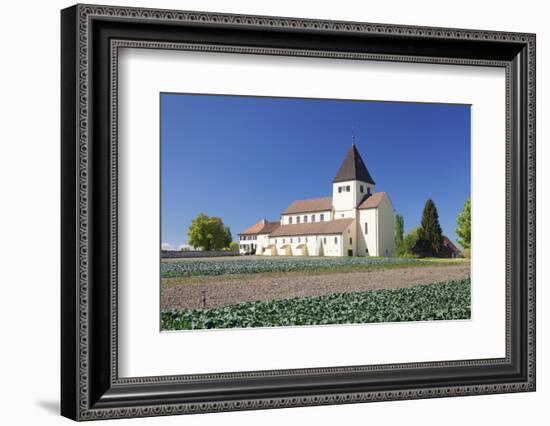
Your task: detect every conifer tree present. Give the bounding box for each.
[394,213,404,250]
[416,198,443,257]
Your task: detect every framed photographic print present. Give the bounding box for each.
[61,4,536,421]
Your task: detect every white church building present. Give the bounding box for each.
[238,143,395,257]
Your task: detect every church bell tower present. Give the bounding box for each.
[332,136,375,217]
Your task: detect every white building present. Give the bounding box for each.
[239,143,395,257]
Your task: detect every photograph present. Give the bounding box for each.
[160,93,472,331]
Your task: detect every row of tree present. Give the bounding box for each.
[394,198,470,258]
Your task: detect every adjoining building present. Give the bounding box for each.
[238,143,395,257]
[238,219,281,255]
[440,236,461,258]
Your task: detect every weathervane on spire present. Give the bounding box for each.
[351,126,356,146]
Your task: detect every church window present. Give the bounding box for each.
[297,216,300,224]
[349,237,353,245]
[320,213,324,221]
[304,215,308,223]
[289,217,292,224]
[323,237,327,244]
[311,215,315,222]
[346,185,350,192]
[334,236,338,244]
[360,185,364,193]
[338,186,342,193]
[290,238,293,243]
[364,222,368,234]
[298,237,301,243]
[282,239,285,244]
[367,187,372,195]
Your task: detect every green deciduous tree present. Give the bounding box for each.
[394,213,404,250]
[396,227,420,257]
[416,198,444,257]
[187,213,233,251]
[455,198,471,250]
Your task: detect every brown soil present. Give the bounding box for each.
[161,264,470,311]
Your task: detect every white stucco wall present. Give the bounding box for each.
[358,208,378,256]
[293,236,317,256]
[317,234,342,256]
[268,235,320,256]
[357,195,395,256]
[265,222,355,257]
[255,234,270,255]
[332,180,375,214]
[377,195,396,256]
[334,209,355,220]
[281,210,332,225]
[239,234,257,254]
[342,220,357,256]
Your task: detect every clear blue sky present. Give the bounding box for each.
[161,93,470,249]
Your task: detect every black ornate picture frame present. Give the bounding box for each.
[61,4,536,421]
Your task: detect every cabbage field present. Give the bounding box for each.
[161,278,470,330]
[161,256,426,278]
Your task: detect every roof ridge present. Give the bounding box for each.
[292,195,332,201]
[282,196,333,215]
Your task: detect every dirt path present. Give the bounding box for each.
[161,264,470,311]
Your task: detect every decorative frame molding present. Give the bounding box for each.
[61,4,535,421]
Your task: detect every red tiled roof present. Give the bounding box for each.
[442,236,460,253]
[260,221,280,234]
[282,197,332,214]
[239,220,280,236]
[357,192,387,209]
[269,218,354,237]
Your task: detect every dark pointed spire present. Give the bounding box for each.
[332,144,375,184]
